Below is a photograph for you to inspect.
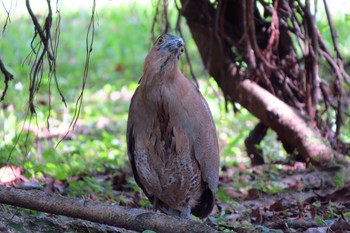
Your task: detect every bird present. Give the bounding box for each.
[126,33,219,218]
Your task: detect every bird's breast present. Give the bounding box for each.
[137,120,203,210]
[135,88,203,209]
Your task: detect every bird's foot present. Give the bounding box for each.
[180,201,191,219]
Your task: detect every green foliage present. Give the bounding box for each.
[139,199,152,207]
[142,230,157,233]
[334,169,347,188]
[69,176,114,200]
[0,2,258,193]
[8,222,27,233]
[217,187,230,203]
[0,3,151,195]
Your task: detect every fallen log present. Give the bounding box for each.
[0,186,216,233]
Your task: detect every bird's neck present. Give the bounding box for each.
[141,64,180,87]
[140,67,182,104]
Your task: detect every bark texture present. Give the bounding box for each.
[0,186,216,233]
[175,0,349,165]
[236,79,333,164]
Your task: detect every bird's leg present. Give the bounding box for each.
[180,200,191,218]
[152,197,159,212]
[153,197,183,216]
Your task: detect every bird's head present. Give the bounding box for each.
[143,34,185,76]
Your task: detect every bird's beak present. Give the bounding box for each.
[166,38,184,60]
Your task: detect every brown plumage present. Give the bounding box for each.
[126,34,219,218]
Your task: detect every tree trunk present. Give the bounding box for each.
[179,0,341,165]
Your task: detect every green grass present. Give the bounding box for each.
[0,2,255,195]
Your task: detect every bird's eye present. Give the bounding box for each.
[157,37,164,45]
[180,48,184,53]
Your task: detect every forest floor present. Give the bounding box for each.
[1,160,350,233]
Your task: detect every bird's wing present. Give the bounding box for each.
[126,87,153,201]
[162,73,219,218]
[170,73,220,194]
[189,88,220,194]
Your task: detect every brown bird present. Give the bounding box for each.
[126,34,219,218]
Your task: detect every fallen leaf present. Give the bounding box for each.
[269,199,284,212]
[0,166,22,183]
[251,208,263,224]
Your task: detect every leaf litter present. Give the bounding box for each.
[2,160,350,232]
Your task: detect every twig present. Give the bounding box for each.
[246,0,276,94]
[265,0,279,54]
[323,0,342,60]
[150,0,161,39]
[303,0,319,121]
[47,0,66,130]
[242,0,254,69]
[151,0,170,37]
[322,0,345,139]
[0,58,14,101]
[175,1,199,87]
[162,0,170,33]
[1,0,12,34]
[57,0,96,146]
[25,0,53,60]
[315,9,344,139]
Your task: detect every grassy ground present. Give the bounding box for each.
[0,1,350,232]
[0,1,261,181]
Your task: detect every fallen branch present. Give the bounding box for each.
[0,209,136,233]
[0,186,216,233]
